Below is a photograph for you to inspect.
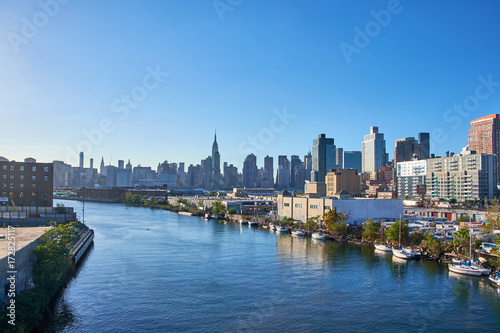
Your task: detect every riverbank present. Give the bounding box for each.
[0,222,94,332]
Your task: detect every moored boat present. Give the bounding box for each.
[239,219,248,225]
[448,264,482,276]
[292,230,305,236]
[276,226,288,233]
[392,248,414,260]
[248,220,259,226]
[375,244,392,252]
[489,271,500,287]
[311,232,325,240]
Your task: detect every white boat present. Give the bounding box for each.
[392,248,414,259]
[392,217,413,259]
[248,220,259,226]
[489,271,500,287]
[292,230,305,236]
[239,219,248,225]
[276,226,288,233]
[268,224,276,231]
[403,248,421,258]
[448,264,482,276]
[311,232,325,240]
[375,244,392,252]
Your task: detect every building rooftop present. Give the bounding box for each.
[0,226,51,260]
[471,114,499,123]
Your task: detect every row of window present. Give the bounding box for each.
[2,192,49,197]
[284,203,331,210]
[1,175,49,181]
[2,183,43,189]
[1,165,50,172]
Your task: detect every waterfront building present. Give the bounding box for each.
[243,154,258,188]
[424,152,497,202]
[468,114,500,184]
[0,159,53,207]
[325,169,361,197]
[277,191,403,225]
[396,159,427,199]
[419,132,430,159]
[311,134,336,182]
[343,151,362,173]
[362,126,387,173]
[394,137,421,165]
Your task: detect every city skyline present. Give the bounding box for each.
[1,1,500,170]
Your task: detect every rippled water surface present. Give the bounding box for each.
[45,200,500,332]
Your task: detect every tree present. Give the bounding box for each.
[323,207,348,236]
[198,200,205,208]
[385,220,409,245]
[208,191,218,196]
[484,197,500,234]
[304,216,320,231]
[452,226,470,255]
[227,207,237,215]
[55,203,66,214]
[211,200,227,217]
[362,218,381,241]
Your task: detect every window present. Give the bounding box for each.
[2,165,6,171]
[44,166,49,172]
[9,184,14,189]
[2,175,6,180]
[32,176,36,182]
[20,166,24,172]
[325,206,331,210]
[2,184,6,189]
[32,192,36,197]
[295,204,303,208]
[310,205,319,209]
[20,175,24,181]
[20,184,24,189]
[9,175,14,180]
[32,166,36,172]
[19,192,23,198]
[32,184,36,189]
[284,203,290,207]
[44,176,48,182]
[43,192,48,197]
[10,166,14,171]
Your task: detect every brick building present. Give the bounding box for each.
[0,160,53,207]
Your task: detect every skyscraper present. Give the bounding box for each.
[311,134,336,182]
[336,148,343,169]
[243,153,258,188]
[362,126,387,173]
[211,131,221,188]
[394,137,421,165]
[263,155,274,188]
[343,151,362,172]
[468,114,500,184]
[290,155,301,188]
[418,132,430,159]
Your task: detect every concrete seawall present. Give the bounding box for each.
[70,229,94,266]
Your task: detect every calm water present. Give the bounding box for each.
[44,200,500,332]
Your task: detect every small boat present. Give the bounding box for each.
[276,226,288,233]
[375,244,392,252]
[204,213,212,220]
[467,259,491,275]
[268,224,276,231]
[239,219,248,225]
[403,248,421,259]
[311,232,325,240]
[448,264,482,276]
[452,258,466,265]
[248,220,259,226]
[292,230,305,236]
[489,271,500,287]
[392,248,415,260]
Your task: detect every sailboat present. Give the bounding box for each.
[392,217,414,259]
[448,233,482,276]
[375,225,392,252]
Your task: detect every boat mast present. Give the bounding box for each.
[399,215,401,249]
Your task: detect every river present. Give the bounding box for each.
[44,200,500,332]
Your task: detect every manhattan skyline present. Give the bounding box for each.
[1,1,500,170]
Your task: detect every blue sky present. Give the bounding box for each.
[1,0,500,170]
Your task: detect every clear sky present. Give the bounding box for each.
[1,0,500,170]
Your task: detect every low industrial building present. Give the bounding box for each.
[277,192,403,225]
